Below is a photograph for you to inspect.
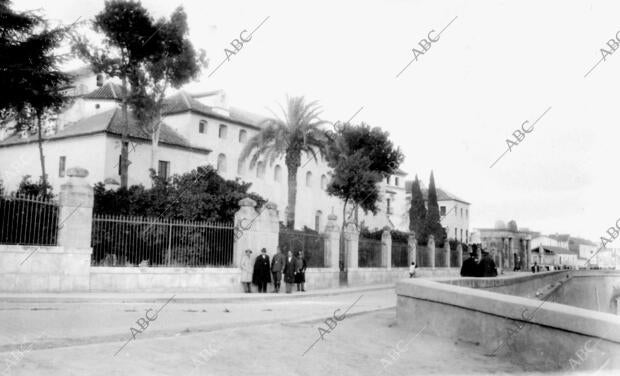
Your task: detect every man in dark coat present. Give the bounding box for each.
[460,251,479,277]
[252,248,271,293]
[283,250,296,294]
[479,250,498,277]
[271,247,284,293]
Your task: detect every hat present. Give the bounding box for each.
[260,248,267,253]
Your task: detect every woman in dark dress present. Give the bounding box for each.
[294,251,307,292]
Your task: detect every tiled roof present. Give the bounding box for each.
[162,91,267,129]
[83,82,126,101]
[0,108,207,152]
[532,245,576,255]
[418,187,470,204]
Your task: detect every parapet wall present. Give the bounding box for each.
[396,272,620,372]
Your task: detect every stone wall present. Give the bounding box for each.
[396,273,620,372]
[0,167,94,292]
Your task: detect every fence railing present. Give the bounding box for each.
[359,238,382,267]
[0,194,58,246]
[91,215,234,267]
[278,229,325,267]
[391,241,409,267]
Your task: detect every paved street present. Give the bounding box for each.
[0,287,532,375]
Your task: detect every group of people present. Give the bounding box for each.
[240,247,308,293]
[460,245,498,277]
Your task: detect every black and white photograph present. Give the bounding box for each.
[1,0,620,374]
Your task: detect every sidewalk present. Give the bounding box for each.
[0,284,393,303]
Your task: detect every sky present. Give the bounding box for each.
[13,0,620,243]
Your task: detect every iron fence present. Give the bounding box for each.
[91,215,234,267]
[359,238,382,267]
[278,230,325,267]
[391,241,409,267]
[0,194,58,246]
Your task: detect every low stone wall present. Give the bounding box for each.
[0,245,91,292]
[396,274,620,372]
[90,267,241,293]
[442,270,572,298]
[348,267,460,287]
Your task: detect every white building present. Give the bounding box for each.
[0,72,408,232]
[403,184,471,242]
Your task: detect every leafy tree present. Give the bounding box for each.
[240,96,329,229]
[127,6,206,170]
[325,122,404,229]
[408,174,426,242]
[73,0,161,188]
[423,171,446,246]
[0,0,73,192]
[93,165,265,222]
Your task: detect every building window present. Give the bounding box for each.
[455,207,458,216]
[58,156,66,177]
[395,177,399,186]
[239,129,247,143]
[461,208,463,217]
[219,124,227,139]
[315,211,323,232]
[460,229,463,241]
[466,230,469,242]
[440,206,446,216]
[199,120,207,134]
[274,165,282,182]
[466,209,468,218]
[158,160,170,179]
[387,198,392,214]
[237,160,244,176]
[387,176,391,185]
[454,228,457,239]
[217,154,226,173]
[321,174,327,190]
[306,171,312,187]
[95,103,100,109]
[256,161,265,179]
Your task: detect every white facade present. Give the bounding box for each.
[0,84,408,232]
[531,236,562,249]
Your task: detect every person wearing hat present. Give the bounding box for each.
[283,250,296,293]
[460,247,479,277]
[271,246,285,293]
[252,248,271,293]
[479,249,498,277]
[240,249,253,293]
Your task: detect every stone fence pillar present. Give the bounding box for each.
[233,198,279,267]
[381,227,391,269]
[323,214,340,269]
[443,241,450,267]
[57,167,94,249]
[408,233,417,266]
[428,235,436,269]
[456,243,463,267]
[344,223,359,270]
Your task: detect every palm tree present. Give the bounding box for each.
[239,96,329,229]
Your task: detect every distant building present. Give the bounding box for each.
[403,184,471,242]
[531,245,577,267]
[476,220,532,270]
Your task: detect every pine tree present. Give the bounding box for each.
[408,175,426,242]
[423,171,446,246]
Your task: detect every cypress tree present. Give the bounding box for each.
[423,171,446,246]
[408,175,426,243]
